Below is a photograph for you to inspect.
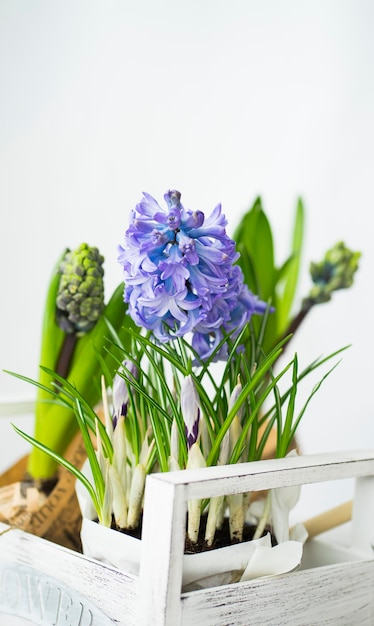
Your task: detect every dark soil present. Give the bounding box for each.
[109,513,276,555]
[21,474,58,497]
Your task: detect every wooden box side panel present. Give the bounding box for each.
[0,524,138,626]
[180,560,374,626]
[139,451,374,625]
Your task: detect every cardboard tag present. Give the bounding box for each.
[0,432,87,551]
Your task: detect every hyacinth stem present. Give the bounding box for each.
[273,301,314,368]
[55,333,78,378]
[283,303,312,340]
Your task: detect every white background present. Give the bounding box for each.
[1,1,373,518]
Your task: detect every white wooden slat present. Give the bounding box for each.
[0,523,138,625]
[180,559,374,626]
[351,475,374,553]
[146,449,374,500]
[2,450,374,625]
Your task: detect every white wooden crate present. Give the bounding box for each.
[1,450,374,626]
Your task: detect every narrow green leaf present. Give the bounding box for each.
[11,423,101,514]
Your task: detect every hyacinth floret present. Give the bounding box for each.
[118,190,268,359]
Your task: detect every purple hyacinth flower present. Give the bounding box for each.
[118,190,269,359]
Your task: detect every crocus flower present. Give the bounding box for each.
[181,375,200,449]
[112,360,138,429]
[118,190,268,359]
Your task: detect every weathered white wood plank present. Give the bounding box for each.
[2,450,374,626]
[0,523,138,625]
[2,523,373,626]
[146,450,374,500]
[180,559,374,626]
[139,451,374,625]
[139,478,186,626]
[351,475,374,554]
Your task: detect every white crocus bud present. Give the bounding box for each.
[229,415,242,456]
[170,418,179,461]
[229,379,244,459]
[113,414,127,496]
[229,380,245,463]
[168,455,180,472]
[187,443,206,543]
[112,360,138,428]
[168,410,181,471]
[181,375,200,449]
[140,435,155,468]
[228,380,244,420]
[100,375,113,441]
[219,428,230,466]
[109,464,128,529]
[200,416,211,459]
[100,460,113,528]
[95,418,106,476]
[127,464,146,530]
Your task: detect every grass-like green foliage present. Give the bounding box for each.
[6,195,359,542]
[8,317,348,531]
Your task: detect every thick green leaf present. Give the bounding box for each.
[27,284,132,479]
[275,198,305,336]
[36,250,67,404]
[234,197,275,300]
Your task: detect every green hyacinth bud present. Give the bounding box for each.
[56,243,105,336]
[303,241,361,308]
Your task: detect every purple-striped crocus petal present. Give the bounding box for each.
[112,360,138,428]
[181,375,201,449]
[112,376,128,429]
